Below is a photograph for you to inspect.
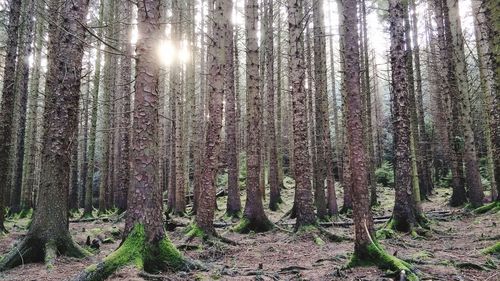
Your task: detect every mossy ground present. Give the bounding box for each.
[0,187,498,280]
[481,242,500,255]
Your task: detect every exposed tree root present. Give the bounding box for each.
[232,217,274,234]
[73,224,201,281]
[347,241,418,281]
[346,221,419,281]
[138,271,173,281]
[295,224,350,243]
[0,235,88,271]
[474,202,500,214]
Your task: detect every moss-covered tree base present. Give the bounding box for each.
[18,208,33,219]
[74,224,200,281]
[0,234,88,271]
[481,242,500,255]
[474,201,500,214]
[347,241,419,281]
[232,216,274,234]
[224,210,242,220]
[184,224,237,246]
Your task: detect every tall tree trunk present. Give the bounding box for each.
[236,0,273,233]
[337,0,352,212]
[115,0,132,212]
[410,0,434,198]
[0,0,91,270]
[403,2,422,215]
[10,0,36,214]
[360,0,377,206]
[225,0,242,217]
[196,0,227,235]
[313,0,338,217]
[83,1,104,218]
[288,0,316,230]
[74,1,195,278]
[266,0,280,212]
[471,0,496,200]
[172,0,186,215]
[446,0,484,207]
[22,1,45,212]
[432,0,467,206]
[390,0,417,232]
[343,0,375,258]
[0,0,22,231]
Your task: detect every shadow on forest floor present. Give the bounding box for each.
[0,185,498,280]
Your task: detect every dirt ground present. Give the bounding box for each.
[0,185,498,281]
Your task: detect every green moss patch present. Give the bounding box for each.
[482,242,500,255]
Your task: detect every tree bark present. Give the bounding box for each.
[196,0,226,235]
[389,0,417,232]
[288,0,316,230]
[225,0,242,217]
[236,0,273,233]
[446,0,484,207]
[0,0,91,270]
[343,0,375,257]
[115,0,133,212]
[0,0,22,231]
[10,0,36,214]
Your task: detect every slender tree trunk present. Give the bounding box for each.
[10,0,36,214]
[288,0,316,230]
[390,0,417,232]
[343,0,375,257]
[433,0,467,206]
[0,0,22,231]
[337,0,352,212]
[266,0,280,212]
[115,0,132,212]
[196,0,227,235]
[237,0,273,233]
[22,1,45,212]
[471,0,496,200]
[225,0,241,217]
[313,0,338,217]
[446,0,484,207]
[83,1,105,217]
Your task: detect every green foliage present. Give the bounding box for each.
[375,161,394,187]
[216,173,228,188]
[482,242,500,255]
[437,171,452,188]
[474,202,500,214]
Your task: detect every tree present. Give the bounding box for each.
[288,0,316,230]
[10,0,36,214]
[432,0,467,206]
[74,0,197,279]
[266,0,281,212]
[234,0,273,233]
[225,0,242,217]
[194,0,226,235]
[115,0,133,212]
[389,0,417,232]
[0,0,91,270]
[313,0,338,216]
[83,0,105,218]
[21,0,46,213]
[345,0,417,277]
[0,0,22,233]
[446,0,484,207]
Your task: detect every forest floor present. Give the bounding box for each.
[0,183,499,281]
